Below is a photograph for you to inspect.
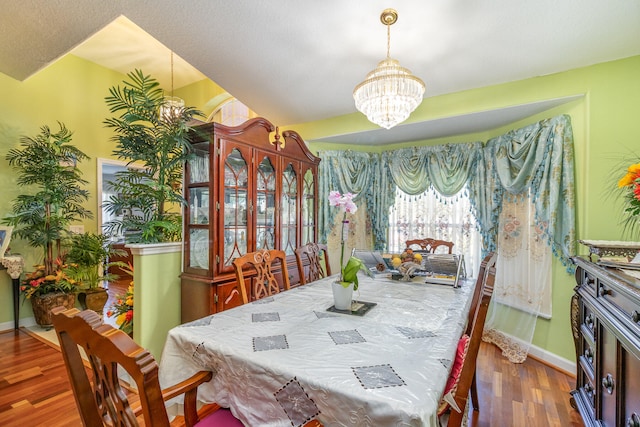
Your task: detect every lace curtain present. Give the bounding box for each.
[483,194,553,362]
[388,187,483,277]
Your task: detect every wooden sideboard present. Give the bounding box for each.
[571,257,640,427]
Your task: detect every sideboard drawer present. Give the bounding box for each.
[596,279,640,330]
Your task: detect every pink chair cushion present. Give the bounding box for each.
[437,334,470,416]
[196,407,245,427]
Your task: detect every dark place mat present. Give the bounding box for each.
[327,301,377,316]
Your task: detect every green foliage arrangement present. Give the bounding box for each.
[64,232,128,289]
[2,123,92,279]
[102,69,202,243]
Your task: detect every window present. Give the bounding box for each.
[388,187,482,276]
[209,98,255,126]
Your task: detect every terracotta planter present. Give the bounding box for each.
[31,292,76,328]
[77,288,109,315]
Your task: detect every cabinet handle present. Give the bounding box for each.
[598,285,611,297]
[583,383,594,397]
[584,276,595,286]
[601,373,614,394]
[584,347,593,363]
[224,289,239,305]
[632,310,640,324]
[628,413,640,427]
[585,313,594,329]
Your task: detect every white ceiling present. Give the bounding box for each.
[1,1,639,145]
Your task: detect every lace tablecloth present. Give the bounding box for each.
[159,274,475,427]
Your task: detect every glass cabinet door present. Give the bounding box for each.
[256,156,276,251]
[223,148,248,267]
[189,148,210,183]
[301,168,315,245]
[187,145,211,271]
[281,163,297,255]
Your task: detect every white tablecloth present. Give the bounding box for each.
[159,274,475,427]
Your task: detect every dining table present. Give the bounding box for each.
[159,272,475,427]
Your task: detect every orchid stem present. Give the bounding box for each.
[340,212,347,282]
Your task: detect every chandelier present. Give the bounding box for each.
[160,51,185,121]
[353,9,425,130]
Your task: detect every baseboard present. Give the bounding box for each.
[526,341,576,377]
[490,330,576,376]
[0,316,36,332]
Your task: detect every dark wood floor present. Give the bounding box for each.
[0,279,584,426]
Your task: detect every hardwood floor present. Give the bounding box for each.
[470,341,584,427]
[0,324,584,427]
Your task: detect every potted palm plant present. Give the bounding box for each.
[102,69,202,243]
[65,232,128,314]
[2,123,92,327]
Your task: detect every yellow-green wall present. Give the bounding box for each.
[0,55,131,325]
[1,51,639,365]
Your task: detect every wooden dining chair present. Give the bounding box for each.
[232,249,291,304]
[464,252,497,410]
[405,238,454,254]
[438,259,497,427]
[405,238,435,251]
[51,306,243,427]
[295,242,331,285]
[429,239,454,254]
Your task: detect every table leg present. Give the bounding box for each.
[12,277,19,330]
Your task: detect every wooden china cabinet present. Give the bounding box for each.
[180,117,321,322]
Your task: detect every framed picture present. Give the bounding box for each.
[0,226,13,258]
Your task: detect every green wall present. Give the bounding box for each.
[1,50,639,365]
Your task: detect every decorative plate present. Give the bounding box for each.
[190,232,209,269]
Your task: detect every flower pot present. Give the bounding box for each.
[31,292,76,328]
[77,287,109,315]
[332,282,354,311]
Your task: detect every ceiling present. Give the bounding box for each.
[1,1,639,145]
